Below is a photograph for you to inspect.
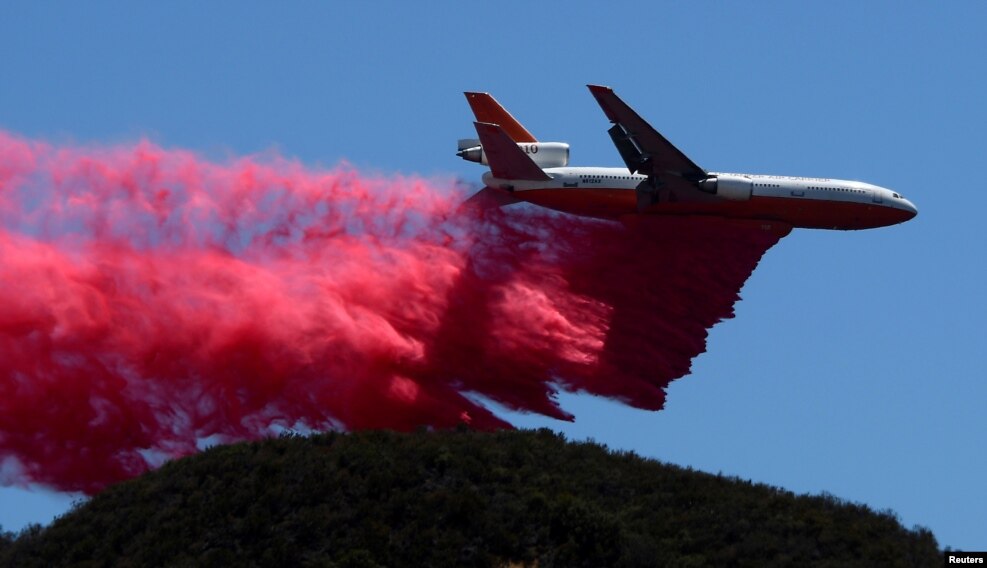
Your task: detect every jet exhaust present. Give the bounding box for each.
[0,130,786,493]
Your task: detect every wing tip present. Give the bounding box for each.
[587,84,621,123]
[587,84,615,101]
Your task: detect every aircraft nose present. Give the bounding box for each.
[901,198,918,220]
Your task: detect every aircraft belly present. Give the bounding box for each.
[518,187,637,219]
[513,189,910,230]
[648,196,908,230]
[741,196,913,230]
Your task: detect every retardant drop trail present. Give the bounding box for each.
[0,131,788,493]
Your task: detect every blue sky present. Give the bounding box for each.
[1,1,984,550]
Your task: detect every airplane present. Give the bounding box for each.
[457,86,917,230]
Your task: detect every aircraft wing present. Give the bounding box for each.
[587,85,706,182]
[473,122,551,181]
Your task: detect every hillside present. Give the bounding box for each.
[1,428,939,567]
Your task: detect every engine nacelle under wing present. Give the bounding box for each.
[696,174,753,201]
[458,142,570,168]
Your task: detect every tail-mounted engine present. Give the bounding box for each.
[457,139,570,168]
[696,174,753,201]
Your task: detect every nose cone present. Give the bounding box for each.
[899,198,918,221]
[872,189,917,228]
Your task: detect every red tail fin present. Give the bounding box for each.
[465,92,537,143]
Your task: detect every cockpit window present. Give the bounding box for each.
[893,193,902,199]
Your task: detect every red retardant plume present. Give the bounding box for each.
[0,131,789,493]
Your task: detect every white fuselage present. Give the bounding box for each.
[481,167,917,230]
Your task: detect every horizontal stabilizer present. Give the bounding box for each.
[473,122,551,181]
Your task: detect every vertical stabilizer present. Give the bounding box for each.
[465,93,537,143]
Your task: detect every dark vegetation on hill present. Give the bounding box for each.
[1,428,938,567]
